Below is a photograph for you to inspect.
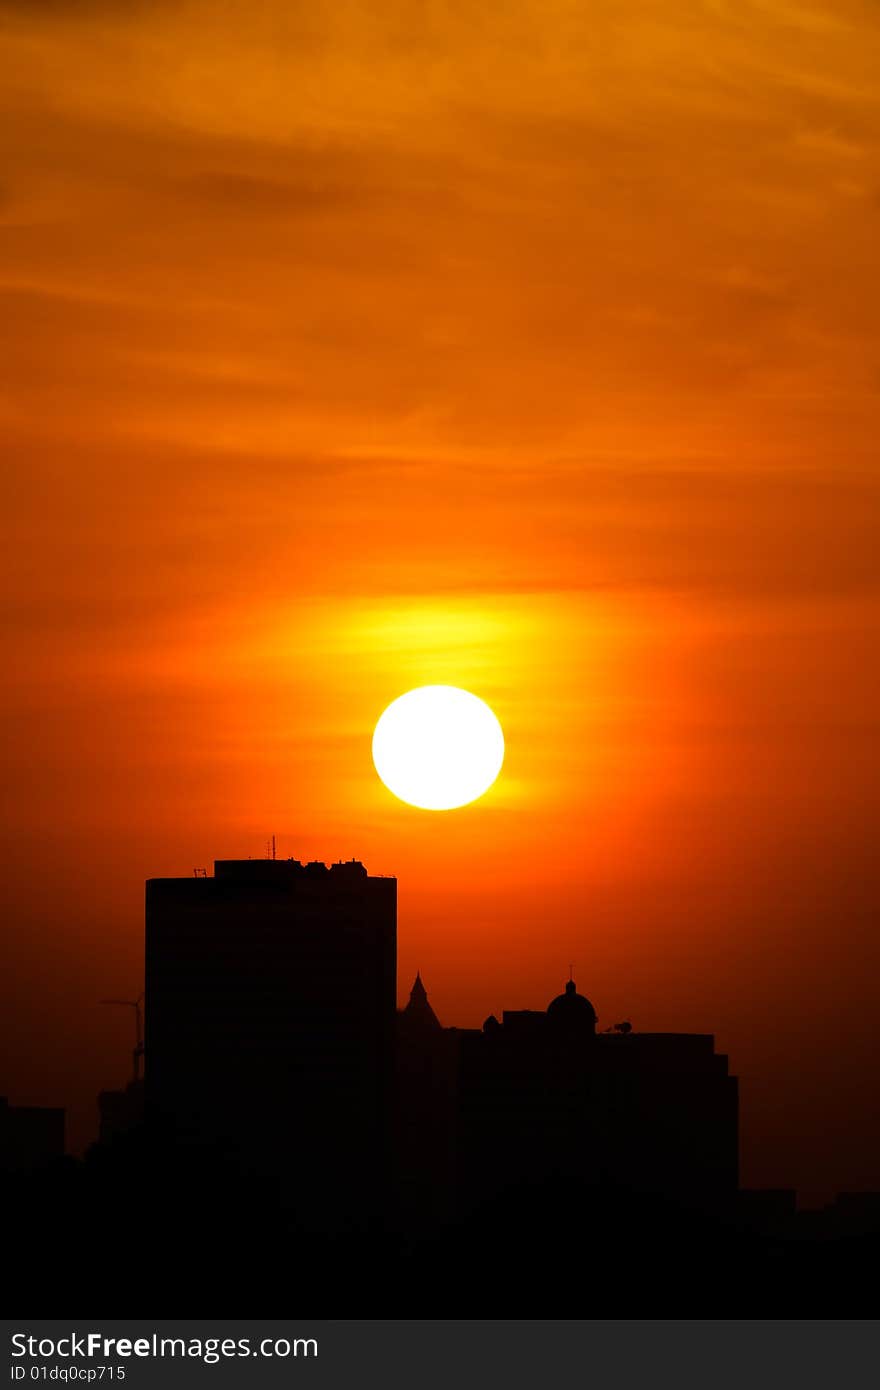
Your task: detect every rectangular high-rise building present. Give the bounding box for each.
[145,857,396,1229]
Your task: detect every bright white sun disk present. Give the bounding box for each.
[372,685,505,811]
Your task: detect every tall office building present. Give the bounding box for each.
[145,857,396,1229]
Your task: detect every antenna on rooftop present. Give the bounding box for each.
[100,994,144,1084]
[272,834,276,861]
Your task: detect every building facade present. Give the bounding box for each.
[0,1097,65,1173]
[457,977,739,1215]
[145,857,397,1229]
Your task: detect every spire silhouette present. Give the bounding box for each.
[401,972,442,1032]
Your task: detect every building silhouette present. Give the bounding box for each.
[0,1096,65,1174]
[460,976,738,1212]
[145,856,396,1230]
[395,973,460,1227]
[7,848,880,1315]
[408,975,738,1218]
[97,1078,144,1145]
[144,851,736,1236]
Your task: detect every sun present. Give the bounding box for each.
[372,685,505,811]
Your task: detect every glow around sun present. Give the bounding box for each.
[372,685,505,811]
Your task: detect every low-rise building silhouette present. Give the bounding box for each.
[403,975,738,1219]
[97,1079,144,1144]
[395,973,460,1227]
[0,1096,65,1173]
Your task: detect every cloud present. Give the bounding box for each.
[2,0,879,615]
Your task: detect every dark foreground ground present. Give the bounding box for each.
[7,1130,878,1316]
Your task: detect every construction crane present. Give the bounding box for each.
[100,993,144,1084]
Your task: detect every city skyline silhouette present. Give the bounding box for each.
[5,847,880,1316]
[4,2,880,1328]
[3,840,878,1207]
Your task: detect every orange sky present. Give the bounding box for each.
[1,1,879,1200]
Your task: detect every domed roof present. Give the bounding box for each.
[547,978,597,1032]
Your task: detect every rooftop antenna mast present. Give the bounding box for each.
[100,994,144,1084]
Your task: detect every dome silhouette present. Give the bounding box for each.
[547,978,597,1033]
